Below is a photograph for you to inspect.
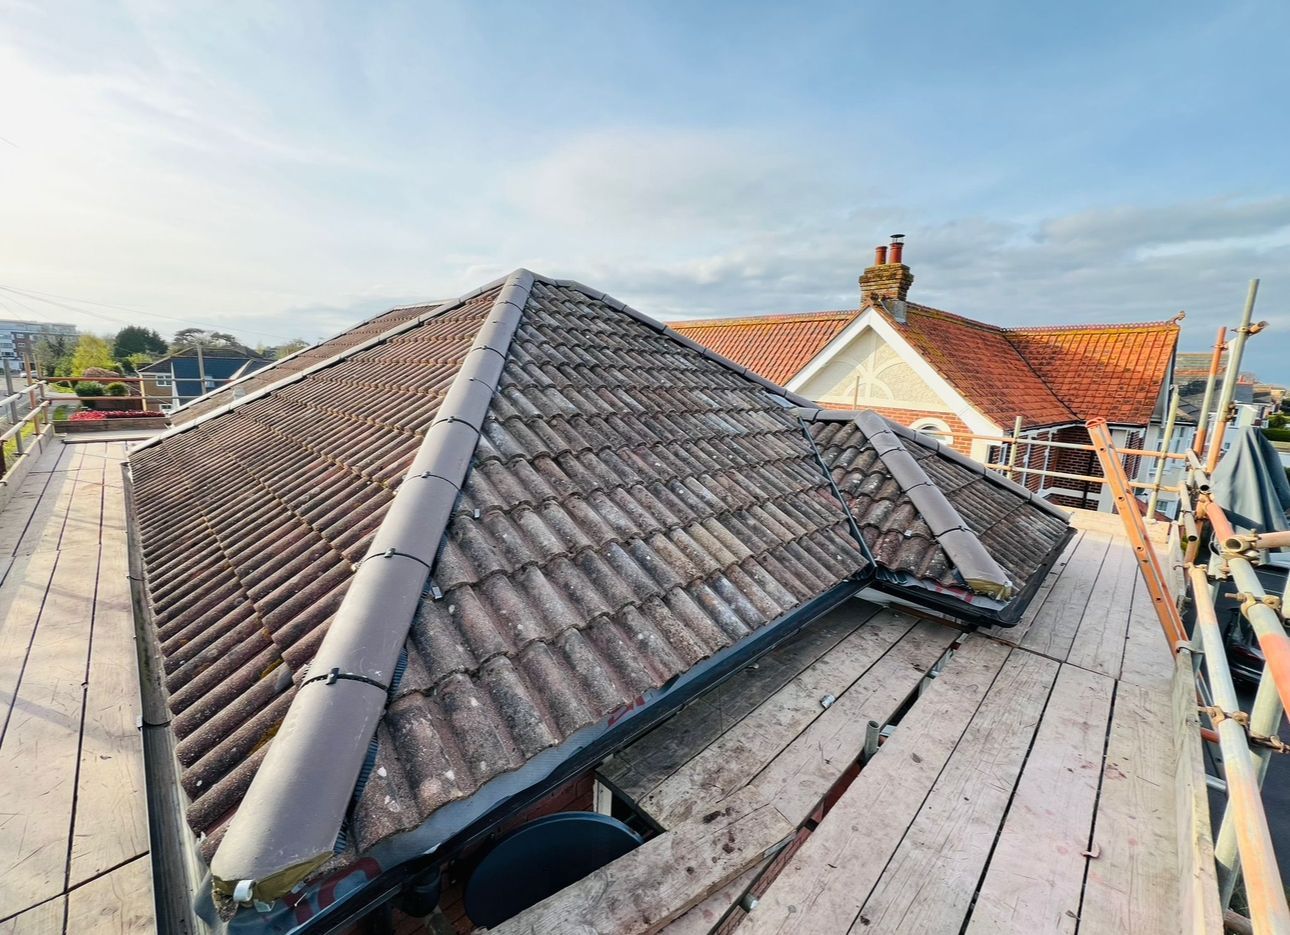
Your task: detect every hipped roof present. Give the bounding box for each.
[806,409,1071,612]
[127,271,1072,918]
[129,272,871,911]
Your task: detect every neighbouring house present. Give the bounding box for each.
[124,270,1071,932]
[1176,350,1274,450]
[137,347,272,411]
[669,236,1182,514]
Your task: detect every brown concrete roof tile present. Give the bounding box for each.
[809,413,1070,607]
[128,273,868,910]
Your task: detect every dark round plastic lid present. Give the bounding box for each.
[464,811,643,927]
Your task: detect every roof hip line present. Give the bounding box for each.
[208,269,536,907]
[851,410,1014,599]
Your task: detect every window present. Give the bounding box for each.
[910,417,953,445]
[153,372,172,388]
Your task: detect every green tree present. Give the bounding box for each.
[170,327,254,356]
[112,326,166,366]
[33,334,75,377]
[123,352,155,374]
[71,334,117,374]
[274,339,309,359]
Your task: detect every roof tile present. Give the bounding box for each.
[129,277,867,878]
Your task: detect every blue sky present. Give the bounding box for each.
[1,0,1288,380]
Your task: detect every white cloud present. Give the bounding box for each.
[0,7,1285,383]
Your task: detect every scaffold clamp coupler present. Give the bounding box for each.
[1201,704,1250,729]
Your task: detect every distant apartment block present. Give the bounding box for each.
[0,319,78,373]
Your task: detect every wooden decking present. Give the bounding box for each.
[0,440,153,933]
[0,442,1219,935]
[495,510,1219,934]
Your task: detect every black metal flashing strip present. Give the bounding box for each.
[871,519,1077,627]
[289,578,870,935]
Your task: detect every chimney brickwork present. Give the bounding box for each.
[859,234,914,305]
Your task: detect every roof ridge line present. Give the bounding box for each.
[1004,319,1180,334]
[851,411,1014,600]
[208,269,536,907]
[666,309,860,328]
[898,301,1010,334]
[902,300,1178,335]
[133,279,512,453]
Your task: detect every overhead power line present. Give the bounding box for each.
[0,283,298,342]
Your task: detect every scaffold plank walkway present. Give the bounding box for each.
[0,440,153,933]
[493,510,1216,935]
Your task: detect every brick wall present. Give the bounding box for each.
[1043,425,1097,509]
[818,401,975,455]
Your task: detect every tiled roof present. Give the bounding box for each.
[666,310,857,385]
[167,303,441,425]
[1005,320,1180,425]
[129,290,500,858]
[808,411,1070,616]
[878,303,1075,427]
[670,301,1178,429]
[128,273,867,909]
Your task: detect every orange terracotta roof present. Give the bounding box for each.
[669,301,1178,429]
[667,309,858,385]
[1006,321,1180,425]
[879,303,1074,427]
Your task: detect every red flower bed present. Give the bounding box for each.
[70,409,167,422]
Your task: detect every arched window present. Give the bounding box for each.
[910,417,953,445]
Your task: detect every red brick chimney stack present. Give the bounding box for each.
[859,234,914,306]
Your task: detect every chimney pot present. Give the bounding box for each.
[859,233,914,305]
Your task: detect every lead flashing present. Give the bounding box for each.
[208,270,534,908]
